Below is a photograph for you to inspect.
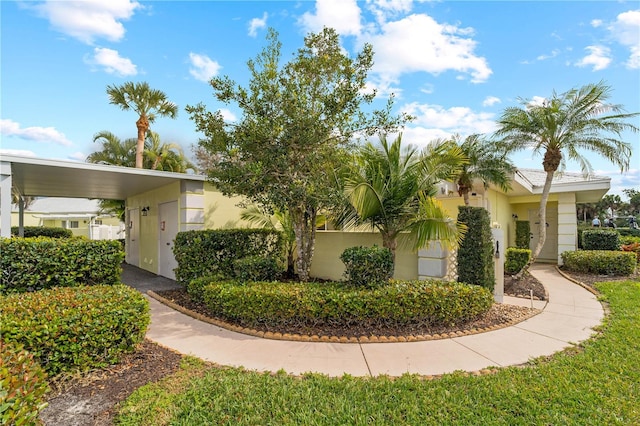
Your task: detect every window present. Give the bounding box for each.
[94,219,103,225]
[68,221,79,229]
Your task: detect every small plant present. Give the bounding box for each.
[340,246,393,288]
[505,248,531,275]
[561,250,636,275]
[0,341,49,426]
[582,229,620,251]
[1,285,149,376]
[234,256,282,282]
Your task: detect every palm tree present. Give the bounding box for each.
[106,81,178,168]
[144,131,196,173]
[339,133,467,265]
[87,131,137,166]
[445,134,515,205]
[496,81,638,272]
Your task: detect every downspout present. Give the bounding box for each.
[18,196,24,237]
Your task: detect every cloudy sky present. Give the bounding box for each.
[1,0,638,196]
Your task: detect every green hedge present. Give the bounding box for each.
[0,341,49,426]
[618,227,640,237]
[515,221,530,249]
[582,229,620,251]
[505,248,531,275]
[233,256,282,282]
[0,237,124,294]
[340,246,393,288]
[173,229,284,286]
[561,250,637,275]
[11,226,73,238]
[0,285,149,376]
[200,279,493,329]
[457,206,495,292]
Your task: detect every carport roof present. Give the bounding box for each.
[2,155,205,200]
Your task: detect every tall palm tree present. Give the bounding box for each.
[339,133,467,264]
[144,131,196,173]
[106,81,178,168]
[87,131,137,166]
[496,81,638,272]
[444,134,515,205]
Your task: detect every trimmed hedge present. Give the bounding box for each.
[457,206,495,292]
[0,237,124,294]
[340,246,393,288]
[618,227,640,237]
[0,285,149,376]
[0,341,49,426]
[233,256,282,282]
[505,248,531,275]
[515,220,530,249]
[200,279,493,329]
[582,229,620,251]
[561,250,637,275]
[173,229,284,286]
[11,226,72,238]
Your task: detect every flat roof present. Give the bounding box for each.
[2,155,205,200]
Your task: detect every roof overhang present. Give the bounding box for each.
[2,155,205,200]
[509,169,610,203]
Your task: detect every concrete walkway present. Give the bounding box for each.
[123,264,604,377]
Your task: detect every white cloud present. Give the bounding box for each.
[0,149,37,157]
[189,53,221,82]
[401,102,497,139]
[68,152,87,161]
[366,0,414,25]
[575,45,612,71]
[0,119,73,146]
[399,126,452,149]
[299,0,362,36]
[248,12,268,37]
[529,96,547,107]
[32,0,140,44]
[536,49,560,61]
[363,14,492,84]
[86,47,137,76]
[591,19,603,28]
[594,168,640,198]
[482,96,501,107]
[608,10,640,69]
[219,108,237,122]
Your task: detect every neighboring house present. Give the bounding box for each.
[2,155,610,285]
[10,197,125,240]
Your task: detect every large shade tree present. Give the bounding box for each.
[496,81,638,273]
[445,134,515,206]
[338,134,467,265]
[106,81,178,168]
[187,27,408,281]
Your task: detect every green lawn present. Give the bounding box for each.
[117,280,640,425]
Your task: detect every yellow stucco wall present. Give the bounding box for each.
[203,183,251,229]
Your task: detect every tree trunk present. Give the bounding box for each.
[290,204,317,282]
[135,115,149,169]
[463,191,470,206]
[381,231,397,276]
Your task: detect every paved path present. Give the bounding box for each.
[123,264,604,377]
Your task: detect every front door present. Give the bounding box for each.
[158,201,179,280]
[529,208,558,261]
[127,208,140,266]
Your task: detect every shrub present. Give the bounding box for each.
[233,256,282,282]
[0,285,149,376]
[582,230,620,251]
[618,227,640,237]
[561,250,636,275]
[0,237,124,294]
[187,273,229,301]
[621,243,640,264]
[457,206,495,292]
[340,246,393,288]
[0,341,49,426]
[620,235,640,246]
[515,221,530,249]
[173,229,284,286]
[11,226,73,238]
[505,248,531,275]
[201,279,493,329]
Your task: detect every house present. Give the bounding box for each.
[2,155,610,286]
[10,197,124,240]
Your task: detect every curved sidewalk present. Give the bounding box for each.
[135,264,604,377]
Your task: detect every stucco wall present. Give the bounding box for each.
[203,183,251,229]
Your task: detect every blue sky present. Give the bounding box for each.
[1,0,639,197]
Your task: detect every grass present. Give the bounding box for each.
[116,280,640,425]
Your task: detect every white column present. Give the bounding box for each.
[491,228,504,303]
[180,181,205,231]
[557,193,577,265]
[418,242,447,279]
[0,161,12,238]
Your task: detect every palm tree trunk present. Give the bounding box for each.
[463,191,470,206]
[381,231,397,275]
[135,115,149,169]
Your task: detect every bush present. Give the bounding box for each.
[505,248,531,275]
[201,279,493,329]
[457,206,495,292]
[234,256,282,282]
[173,229,284,286]
[561,250,636,275]
[618,227,640,237]
[187,273,229,301]
[340,246,393,288]
[582,229,620,251]
[0,341,49,426]
[11,226,73,238]
[620,235,640,246]
[0,285,149,376]
[515,221,530,249]
[621,243,640,264]
[0,237,124,294]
